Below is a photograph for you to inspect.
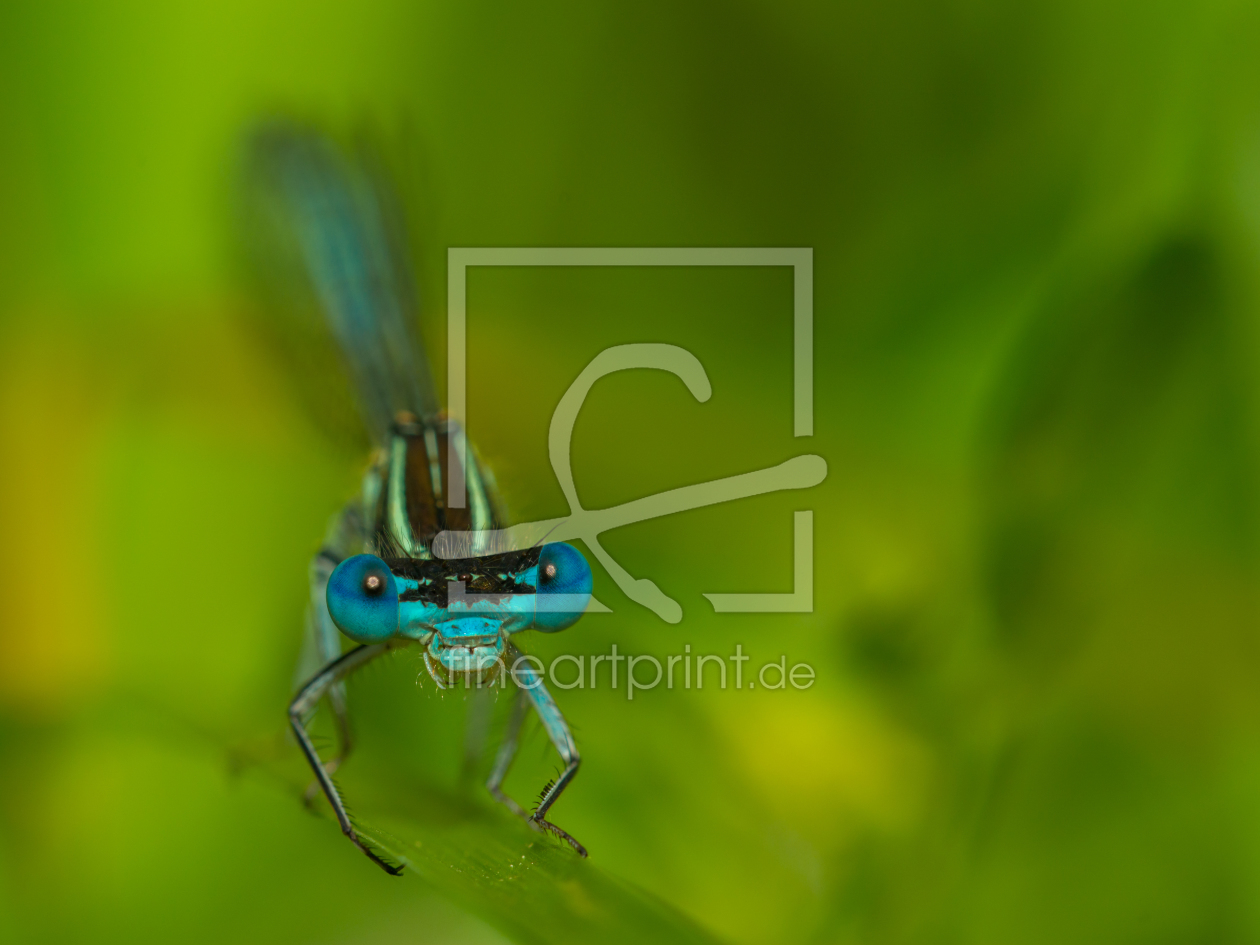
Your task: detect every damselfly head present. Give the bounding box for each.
[328,543,592,647]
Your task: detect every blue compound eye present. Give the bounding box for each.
[533,542,592,632]
[326,554,399,643]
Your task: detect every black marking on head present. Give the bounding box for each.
[389,546,542,605]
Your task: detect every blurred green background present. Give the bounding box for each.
[4,0,1260,942]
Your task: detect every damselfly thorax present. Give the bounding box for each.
[367,412,500,559]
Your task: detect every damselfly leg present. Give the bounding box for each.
[297,508,371,804]
[486,688,529,818]
[289,643,400,875]
[486,647,587,856]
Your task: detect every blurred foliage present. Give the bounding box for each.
[5,0,1260,943]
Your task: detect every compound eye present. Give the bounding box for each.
[326,554,400,643]
[533,542,592,632]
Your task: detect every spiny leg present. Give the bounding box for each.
[290,643,401,875]
[503,647,587,857]
[485,687,530,818]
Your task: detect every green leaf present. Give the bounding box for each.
[242,737,721,945]
[358,814,719,945]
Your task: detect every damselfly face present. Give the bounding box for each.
[326,542,593,686]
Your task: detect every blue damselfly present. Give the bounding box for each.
[244,127,591,874]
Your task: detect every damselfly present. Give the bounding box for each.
[245,127,591,874]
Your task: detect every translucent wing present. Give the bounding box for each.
[241,124,438,445]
